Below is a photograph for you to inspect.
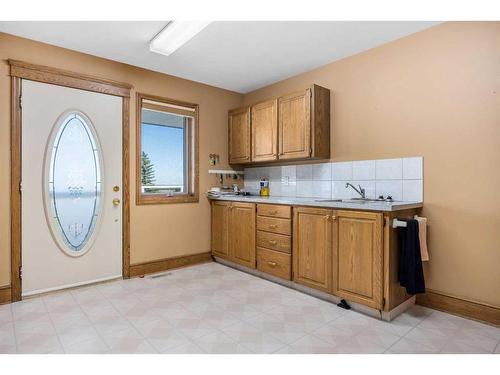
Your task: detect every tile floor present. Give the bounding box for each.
[1,262,499,354]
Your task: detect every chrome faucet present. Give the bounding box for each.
[345,183,366,199]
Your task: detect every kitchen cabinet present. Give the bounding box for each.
[228,84,330,164]
[251,99,278,162]
[228,106,251,164]
[211,201,230,258]
[292,206,334,293]
[256,204,292,280]
[230,202,256,268]
[334,210,384,309]
[211,201,256,268]
[210,198,419,314]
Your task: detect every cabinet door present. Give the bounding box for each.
[228,107,251,164]
[211,201,230,259]
[251,99,278,162]
[278,89,311,160]
[334,210,383,309]
[229,202,256,268]
[293,207,333,292]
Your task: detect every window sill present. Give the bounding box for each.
[136,194,199,205]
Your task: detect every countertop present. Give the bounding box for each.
[208,195,423,212]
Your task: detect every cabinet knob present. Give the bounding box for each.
[267,261,277,267]
[268,240,277,245]
[268,224,277,229]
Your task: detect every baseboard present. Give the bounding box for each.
[416,289,500,327]
[129,252,212,277]
[0,285,12,305]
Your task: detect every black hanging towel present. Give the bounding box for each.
[398,219,426,294]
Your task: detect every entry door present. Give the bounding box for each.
[21,80,123,296]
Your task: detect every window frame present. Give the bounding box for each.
[136,92,199,205]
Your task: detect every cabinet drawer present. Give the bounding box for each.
[257,216,291,235]
[257,247,291,280]
[256,231,291,253]
[257,204,291,219]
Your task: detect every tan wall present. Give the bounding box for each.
[243,22,500,307]
[0,32,243,286]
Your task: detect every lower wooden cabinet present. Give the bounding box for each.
[211,201,230,258]
[257,247,291,280]
[292,207,334,293]
[211,201,256,269]
[212,200,416,312]
[334,210,384,309]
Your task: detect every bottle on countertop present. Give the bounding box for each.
[259,178,269,197]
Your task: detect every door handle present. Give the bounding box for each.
[112,198,121,206]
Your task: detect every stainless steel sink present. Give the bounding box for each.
[314,198,385,204]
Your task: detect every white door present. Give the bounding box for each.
[21,80,123,296]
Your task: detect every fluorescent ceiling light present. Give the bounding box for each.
[150,21,211,56]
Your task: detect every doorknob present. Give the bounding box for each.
[112,198,121,206]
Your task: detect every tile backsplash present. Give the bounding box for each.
[244,157,423,202]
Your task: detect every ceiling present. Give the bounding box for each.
[0,21,439,93]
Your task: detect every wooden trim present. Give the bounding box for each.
[8,60,132,97]
[10,76,22,302]
[417,289,500,327]
[0,285,12,305]
[135,92,199,205]
[129,252,212,277]
[122,97,131,278]
[143,102,196,118]
[9,61,132,301]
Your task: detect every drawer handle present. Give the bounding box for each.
[267,261,277,267]
[268,240,278,245]
[269,210,278,215]
[268,224,278,229]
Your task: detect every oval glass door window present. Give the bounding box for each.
[45,112,102,256]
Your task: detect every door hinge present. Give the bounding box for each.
[19,181,22,193]
[309,148,312,157]
[19,266,22,279]
[382,297,386,308]
[19,93,22,109]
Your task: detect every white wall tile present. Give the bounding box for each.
[403,180,423,202]
[312,181,332,199]
[352,160,376,180]
[332,162,353,181]
[244,167,259,181]
[403,157,423,180]
[296,165,313,180]
[269,181,282,197]
[312,163,331,181]
[296,180,314,197]
[376,158,403,180]
[281,165,296,184]
[268,166,282,181]
[281,181,296,197]
[376,180,403,201]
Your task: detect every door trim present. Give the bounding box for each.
[9,60,132,302]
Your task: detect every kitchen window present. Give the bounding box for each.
[136,93,199,204]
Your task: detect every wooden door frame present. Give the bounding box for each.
[8,60,132,302]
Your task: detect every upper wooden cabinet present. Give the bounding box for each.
[228,107,251,164]
[334,210,384,309]
[251,99,278,162]
[278,89,311,159]
[292,206,334,293]
[228,84,330,164]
